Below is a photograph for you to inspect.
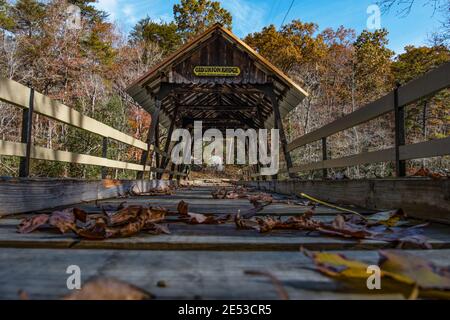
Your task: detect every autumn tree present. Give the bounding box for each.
[130,18,182,54]
[173,0,232,41]
[244,21,326,74]
[0,0,14,31]
[354,29,394,102]
[10,0,46,36]
[68,0,108,22]
[392,45,449,146]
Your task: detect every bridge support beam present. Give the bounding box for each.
[101,137,108,179]
[256,84,294,180]
[137,83,180,180]
[322,137,328,179]
[159,102,179,178]
[19,87,34,178]
[394,83,406,177]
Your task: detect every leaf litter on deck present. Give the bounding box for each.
[17,187,431,249]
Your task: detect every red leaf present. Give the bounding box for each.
[18,214,49,234]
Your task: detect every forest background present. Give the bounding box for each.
[0,0,448,179]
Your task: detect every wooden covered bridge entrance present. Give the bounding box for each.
[126,23,307,179]
[0,24,449,300]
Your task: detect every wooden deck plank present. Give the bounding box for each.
[0,248,449,300]
[1,217,450,250]
[1,186,449,251]
[69,187,360,216]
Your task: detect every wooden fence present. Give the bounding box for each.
[0,78,186,179]
[249,62,450,180]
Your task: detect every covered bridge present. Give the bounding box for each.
[126,23,308,177]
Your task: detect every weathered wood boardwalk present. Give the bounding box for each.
[0,186,450,299]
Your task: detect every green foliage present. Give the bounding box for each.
[130,18,182,54]
[354,29,395,101]
[392,45,450,139]
[10,0,46,34]
[83,21,116,66]
[173,0,232,40]
[0,0,15,30]
[68,0,109,22]
[392,45,450,84]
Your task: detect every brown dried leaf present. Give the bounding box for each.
[211,188,228,199]
[248,193,273,204]
[180,212,230,225]
[107,205,142,226]
[18,214,49,233]
[64,278,153,300]
[74,217,108,240]
[235,211,259,230]
[177,200,189,215]
[255,213,322,233]
[73,208,88,223]
[49,209,76,234]
[317,215,374,239]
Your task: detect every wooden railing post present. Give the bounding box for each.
[257,84,294,180]
[137,99,161,180]
[101,137,108,179]
[394,83,406,177]
[322,137,328,179]
[19,87,34,177]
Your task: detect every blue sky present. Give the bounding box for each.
[95,0,445,54]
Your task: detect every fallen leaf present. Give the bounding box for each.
[372,223,431,249]
[305,249,450,299]
[366,209,408,227]
[236,210,322,233]
[73,217,109,240]
[48,209,76,234]
[177,200,189,215]
[211,188,228,199]
[107,206,142,226]
[303,249,371,278]
[378,250,450,291]
[63,278,153,300]
[317,215,373,239]
[73,208,88,223]
[18,214,49,233]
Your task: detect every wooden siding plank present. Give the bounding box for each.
[0,178,176,215]
[245,179,450,223]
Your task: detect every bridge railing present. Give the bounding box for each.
[248,62,449,180]
[0,78,186,179]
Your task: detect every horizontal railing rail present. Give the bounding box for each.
[265,62,450,179]
[0,78,185,178]
[287,62,450,153]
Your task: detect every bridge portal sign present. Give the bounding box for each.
[193,66,241,77]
